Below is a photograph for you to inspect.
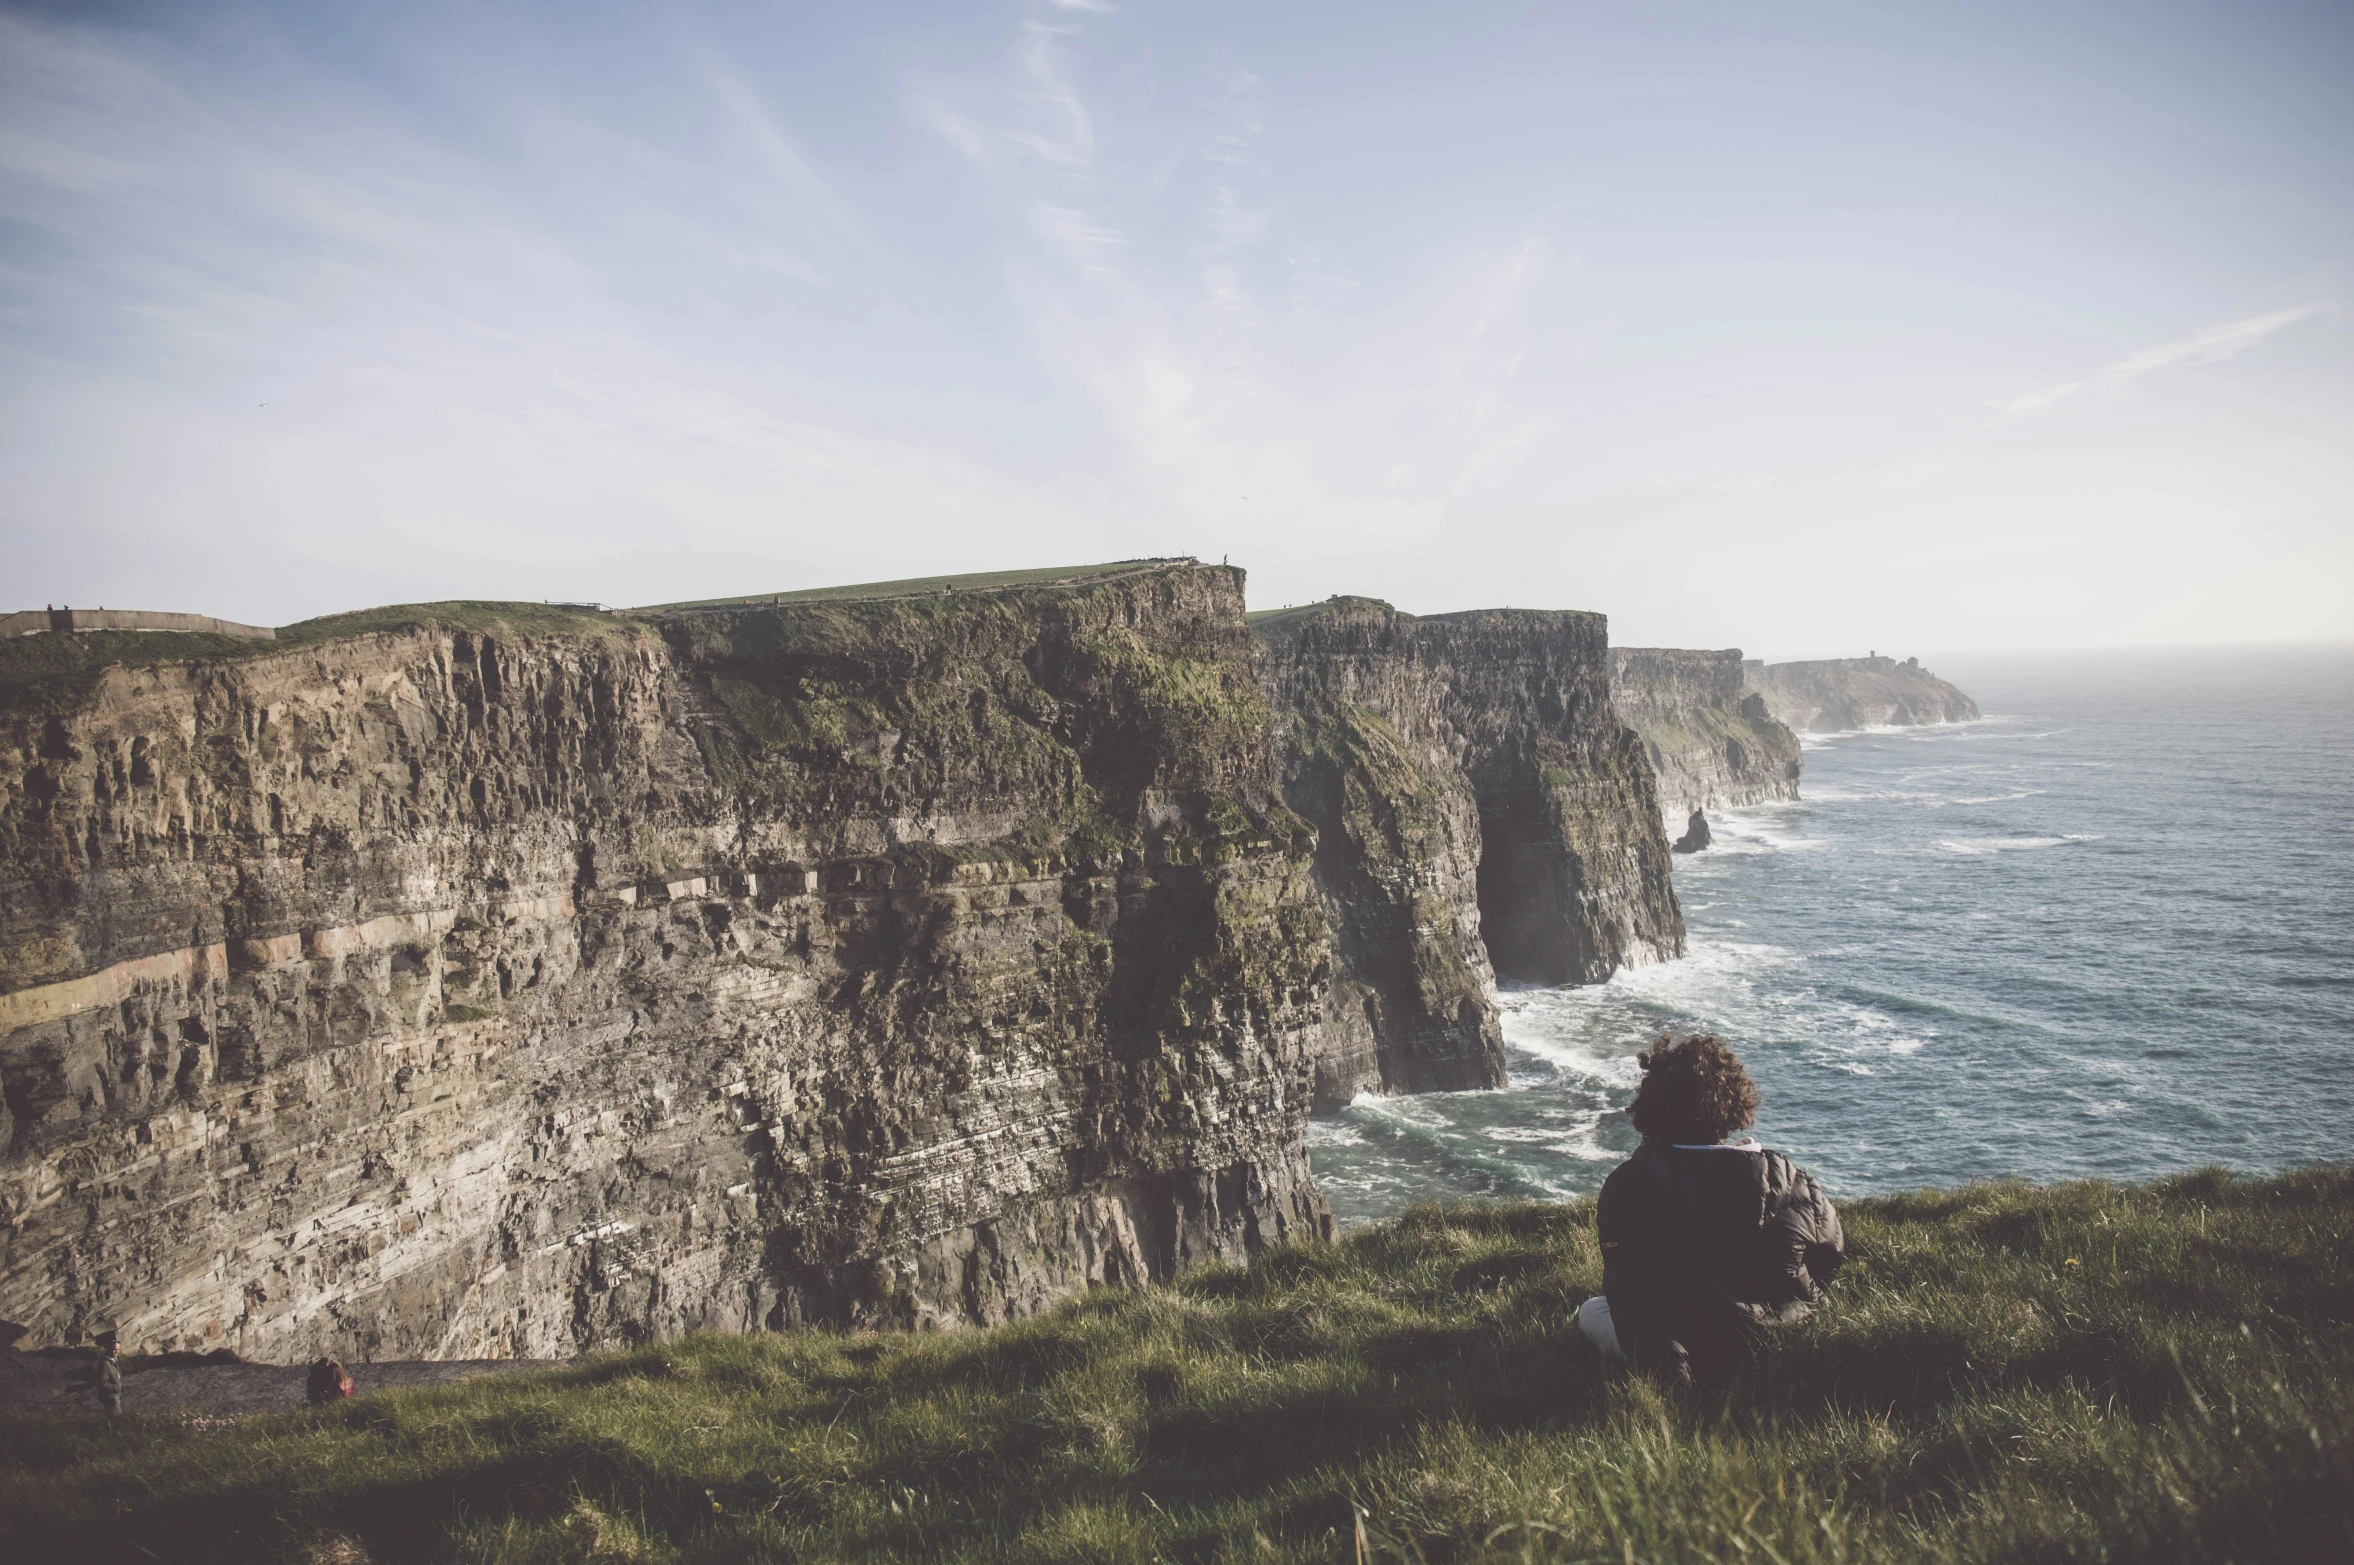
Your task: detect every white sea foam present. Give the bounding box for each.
[1705,809,1829,855]
[1555,1121,1625,1162]
[1936,834,2101,855]
[1939,789,2047,806]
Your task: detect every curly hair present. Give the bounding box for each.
[1628,1032,1760,1144]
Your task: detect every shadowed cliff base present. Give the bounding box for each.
[3,1166,2347,1563]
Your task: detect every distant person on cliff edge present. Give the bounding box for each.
[90,1335,122,1416]
[1576,1034,1845,1385]
[308,1356,355,1405]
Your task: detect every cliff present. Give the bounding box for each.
[1608,648,1802,819]
[1250,602,1503,1109]
[1415,612,1684,988]
[0,564,1333,1360]
[1745,655,1980,734]
[1255,600,1684,1106]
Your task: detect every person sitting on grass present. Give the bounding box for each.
[1576,1033,1845,1385]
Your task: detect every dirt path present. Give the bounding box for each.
[1,1349,554,1425]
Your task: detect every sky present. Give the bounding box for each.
[2,1,2349,658]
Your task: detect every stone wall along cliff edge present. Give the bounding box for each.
[1745,655,1981,734]
[1609,647,1802,820]
[0,566,1330,1362]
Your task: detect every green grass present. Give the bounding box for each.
[1244,595,1391,631]
[636,559,1195,612]
[5,1167,2350,1563]
[273,601,645,645]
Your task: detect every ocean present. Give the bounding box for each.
[1307,643,2354,1226]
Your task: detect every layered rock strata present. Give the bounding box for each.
[1254,600,1685,1106]
[1745,656,1980,733]
[0,566,1331,1361]
[1609,648,1802,819]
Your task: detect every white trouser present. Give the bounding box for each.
[1577,1294,1624,1359]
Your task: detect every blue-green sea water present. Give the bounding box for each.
[1308,644,2354,1226]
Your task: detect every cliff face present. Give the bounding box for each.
[0,566,1331,1360]
[1254,601,1684,1106]
[1251,602,1502,1110]
[1609,648,1802,819]
[1415,612,1685,989]
[1745,656,1981,734]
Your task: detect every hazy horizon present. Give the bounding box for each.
[5,1,2349,658]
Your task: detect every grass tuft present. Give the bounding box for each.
[4,1167,2350,1562]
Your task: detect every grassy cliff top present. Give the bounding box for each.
[0,568,1212,716]
[5,1166,2347,1564]
[639,559,1197,613]
[1247,599,1613,640]
[1245,595,1399,634]
[0,602,650,716]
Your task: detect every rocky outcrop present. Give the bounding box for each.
[0,565,1332,1361]
[1745,656,1980,733]
[1609,648,1802,819]
[1254,600,1684,1105]
[1671,810,1711,854]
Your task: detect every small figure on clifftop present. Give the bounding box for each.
[89,1335,122,1417]
[307,1356,354,1405]
[1577,1035,1844,1385]
[1672,809,1711,854]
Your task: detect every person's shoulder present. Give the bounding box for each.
[1756,1148,1837,1205]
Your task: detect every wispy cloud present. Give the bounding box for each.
[916,5,1559,558]
[0,9,1116,612]
[1997,305,2333,415]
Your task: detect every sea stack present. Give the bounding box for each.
[1672,809,1712,854]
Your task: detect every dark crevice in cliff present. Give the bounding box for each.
[1470,792,1582,986]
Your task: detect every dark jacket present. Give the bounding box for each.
[1598,1138,1845,1384]
[307,1357,354,1404]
